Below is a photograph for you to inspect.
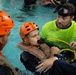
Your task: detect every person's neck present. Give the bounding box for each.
[64,22,72,29]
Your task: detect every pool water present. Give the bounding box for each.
[0,0,57,75]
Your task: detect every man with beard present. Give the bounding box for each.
[40,3,76,50]
[49,0,76,21]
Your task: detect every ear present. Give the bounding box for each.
[24,38,30,45]
[71,15,74,20]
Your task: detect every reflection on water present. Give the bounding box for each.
[1,0,57,75]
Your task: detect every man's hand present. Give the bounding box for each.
[69,41,76,50]
[36,56,58,73]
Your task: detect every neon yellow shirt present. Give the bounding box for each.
[40,20,76,49]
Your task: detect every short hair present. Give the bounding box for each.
[54,3,75,17]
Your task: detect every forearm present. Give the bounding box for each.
[36,56,58,73]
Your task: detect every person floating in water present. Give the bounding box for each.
[0,10,17,75]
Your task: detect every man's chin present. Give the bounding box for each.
[57,24,63,28]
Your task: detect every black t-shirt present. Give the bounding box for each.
[20,51,76,75]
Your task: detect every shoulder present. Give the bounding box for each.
[42,20,56,28]
[44,20,56,26]
[71,21,76,26]
[21,51,32,58]
[20,51,33,62]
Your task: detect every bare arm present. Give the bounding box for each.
[36,56,58,73]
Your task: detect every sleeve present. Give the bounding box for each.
[50,60,76,75]
[20,51,40,72]
[0,65,11,75]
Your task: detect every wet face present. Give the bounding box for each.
[0,31,10,50]
[26,29,41,46]
[56,9,74,29]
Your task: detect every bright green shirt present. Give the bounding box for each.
[40,20,76,49]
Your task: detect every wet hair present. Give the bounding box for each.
[54,3,75,17]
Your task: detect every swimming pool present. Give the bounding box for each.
[0,0,57,75]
